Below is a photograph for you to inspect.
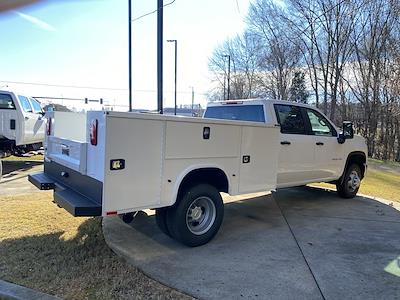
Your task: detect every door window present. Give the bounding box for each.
[0,93,16,109]
[306,109,336,136]
[18,96,33,113]
[274,104,306,134]
[29,98,43,113]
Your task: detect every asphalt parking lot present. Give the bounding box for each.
[104,188,400,300]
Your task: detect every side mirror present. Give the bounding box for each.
[343,121,354,139]
[337,121,354,144]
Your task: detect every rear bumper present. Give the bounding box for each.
[28,161,102,217]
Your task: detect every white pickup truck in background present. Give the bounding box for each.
[29,99,367,247]
[0,90,46,178]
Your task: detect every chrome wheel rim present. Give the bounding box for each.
[186,196,216,235]
[347,170,361,192]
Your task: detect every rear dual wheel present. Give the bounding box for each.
[155,184,224,247]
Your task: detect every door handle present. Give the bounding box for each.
[24,116,29,120]
[281,141,291,145]
[316,142,324,146]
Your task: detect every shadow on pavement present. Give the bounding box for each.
[103,187,400,300]
[1,160,43,180]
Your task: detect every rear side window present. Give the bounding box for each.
[274,104,306,134]
[204,105,265,123]
[18,96,33,113]
[0,93,16,109]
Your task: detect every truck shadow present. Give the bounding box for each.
[1,160,43,180]
[114,186,400,252]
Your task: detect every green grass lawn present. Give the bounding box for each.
[312,162,400,203]
[2,154,44,161]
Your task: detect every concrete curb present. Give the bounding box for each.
[0,280,60,300]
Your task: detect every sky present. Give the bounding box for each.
[0,0,251,111]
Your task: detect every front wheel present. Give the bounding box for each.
[166,184,224,247]
[336,164,362,198]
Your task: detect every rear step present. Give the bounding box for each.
[54,189,101,217]
[29,172,101,217]
[29,173,55,190]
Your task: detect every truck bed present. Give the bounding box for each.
[30,111,280,217]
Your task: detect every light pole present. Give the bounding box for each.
[128,0,132,111]
[223,54,231,100]
[157,0,163,114]
[167,39,177,115]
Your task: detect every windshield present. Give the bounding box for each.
[204,105,265,123]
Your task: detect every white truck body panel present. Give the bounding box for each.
[100,112,279,215]
[43,110,280,216]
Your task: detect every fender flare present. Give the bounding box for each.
[338,151,367,185]
[169,164,231,206]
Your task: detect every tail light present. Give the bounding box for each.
[90,119,98,146]
[46,118,52,136]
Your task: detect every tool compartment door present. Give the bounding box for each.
[102,115,164,214]
[238,125,280,194]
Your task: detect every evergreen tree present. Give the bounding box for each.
[289,71,309,103]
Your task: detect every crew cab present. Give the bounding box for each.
[29,99,367,247]
[0,90,45,179]
[204,99,367,195]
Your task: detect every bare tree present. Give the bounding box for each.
[208,33,262,100]
[247,0,301,100]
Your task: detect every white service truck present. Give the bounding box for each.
[29,99,367,247]
[0,90,45,178]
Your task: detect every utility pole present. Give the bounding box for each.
[167,39,177,115]
[128,0,132,112]
[157,0,163,114]
[223,75,226,100]
[223,54,231,100]
[190,86,194,116]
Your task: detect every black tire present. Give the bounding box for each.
[336,164,362,198]
[166,184,224,247]
[155,208,171,237]
[119,212,134,223]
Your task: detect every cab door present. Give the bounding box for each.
[304,108,344,180]
[16,95,44,146]
[274,104,316,188]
